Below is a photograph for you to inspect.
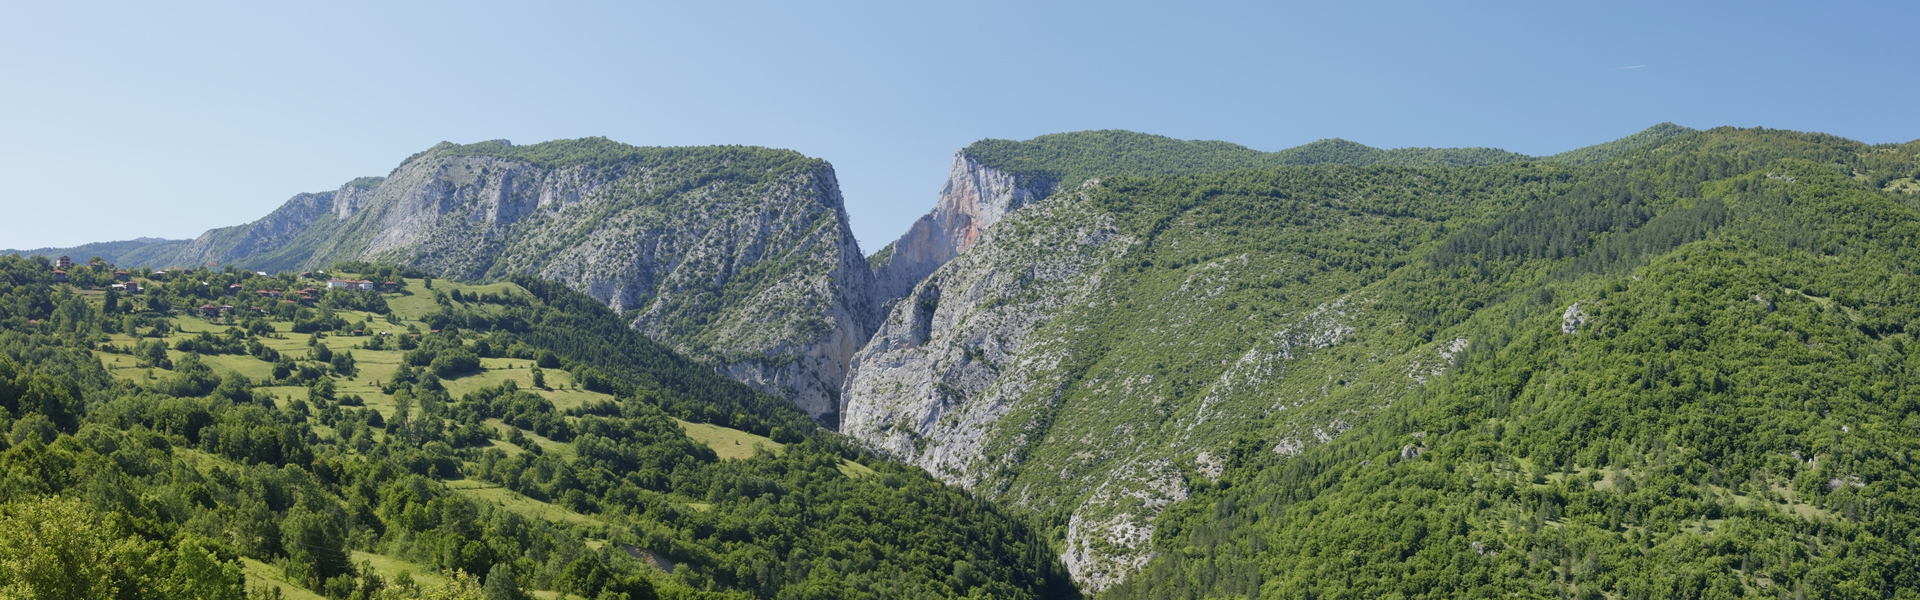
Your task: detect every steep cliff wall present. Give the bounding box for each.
[840,168,1504,591]
[869,152,1049,303]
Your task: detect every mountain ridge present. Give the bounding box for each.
[9,125,1737,429]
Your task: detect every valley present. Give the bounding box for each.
[6,124,1920,598]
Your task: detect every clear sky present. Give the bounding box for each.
[2,1,1915,251]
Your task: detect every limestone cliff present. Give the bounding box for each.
[869,152,1049,302]
[174,139,878,422]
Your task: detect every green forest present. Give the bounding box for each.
[0,258,1073,599]
[1072,128,1920,598]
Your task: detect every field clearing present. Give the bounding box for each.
[672,418,872,476]
[676,418,783,460]
[838,460,877,478]
[95,350,149,381]
[444,479,605,528]
[240,558,327,600]
[351,551,451,589]
[487,420,573,458]
[441,358,612,409]
[199,353,275,380]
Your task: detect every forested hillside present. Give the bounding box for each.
[0,257,1074,599]
[841,126,1920,595]
[1089,130,1920,597]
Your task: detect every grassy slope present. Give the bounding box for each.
[95,278,618,422]
[76,276,792,595]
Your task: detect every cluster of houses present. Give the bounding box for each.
[47,257,403,307]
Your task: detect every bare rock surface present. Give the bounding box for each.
[870,152,1050,303]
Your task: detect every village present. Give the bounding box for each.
[47,254,404,322]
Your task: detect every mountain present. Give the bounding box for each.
[868,130,1570,313]
[869,151,1054,301]
[170,176,385,273]
[152,139,879,424]
[842,126,1920,593]
[1545,122,1698,166]
[2,236,190,268]
[14,122,1920,596]
[30,131,1591,431]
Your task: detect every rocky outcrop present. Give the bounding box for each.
[869,152,1049,302]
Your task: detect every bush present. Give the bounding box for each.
[430,349,481,378]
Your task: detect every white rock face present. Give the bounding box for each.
[843,193,1134,485]
[870,152,1049,302]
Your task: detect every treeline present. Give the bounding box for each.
[962,129,1553,202]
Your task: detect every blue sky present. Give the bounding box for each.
[2,1,1915,250]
